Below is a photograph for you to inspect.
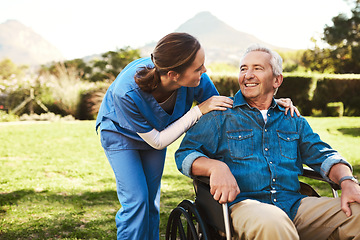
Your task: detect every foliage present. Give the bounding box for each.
[0,58,27,79]
[19,112,75,122]
[301,1,360,73]
[0,110,19,122]
[208,72,360,116]
[322,2,360,73]
[43,63,98,117]
[40,46,141,83]
[300,39,336,73]
[325,102,344,117]
[207,62,239,74]
[278,49,307,73]
[0,119,359,239]
[77,82,110,120]
[90,47,141,82]
[0,64,52,115]
[312,77,360,116]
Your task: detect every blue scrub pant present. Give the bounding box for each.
[103,148,166,240]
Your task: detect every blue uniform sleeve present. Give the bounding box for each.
[113,92,153,134]
[194,73,219,103]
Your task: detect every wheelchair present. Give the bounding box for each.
[165,167,341,240]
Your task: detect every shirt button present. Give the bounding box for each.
[287,137,290,140]
[265,148,268,151]
[267,114,270,117]
[264,129,268,132]
[269,161,273,164]
[272,178,276,182]
[274,199,277,202]
[239,135,242,138]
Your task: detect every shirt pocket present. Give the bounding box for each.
[277,131,299,159]
[227,130,254,160]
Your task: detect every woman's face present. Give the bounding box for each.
[176,47,207,87]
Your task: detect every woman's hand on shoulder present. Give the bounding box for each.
[275,98,300,117]
[198,96,233,115]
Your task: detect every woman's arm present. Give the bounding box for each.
[137,106,202,150]
[137,96,233,150]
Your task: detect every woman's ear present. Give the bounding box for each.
[167,70,180,82]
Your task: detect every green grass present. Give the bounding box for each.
[1,118,360,239]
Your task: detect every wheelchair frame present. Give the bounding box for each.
[165,167,342,240]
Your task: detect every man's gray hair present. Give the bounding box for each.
[241,44,283,76]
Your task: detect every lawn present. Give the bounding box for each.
[0,117,359,239]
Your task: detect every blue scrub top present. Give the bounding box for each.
[96,57,219,150]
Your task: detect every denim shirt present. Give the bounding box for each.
[175,91,350,220]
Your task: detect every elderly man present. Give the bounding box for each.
[175,45,360,239]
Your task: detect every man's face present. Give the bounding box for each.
[238,51,281,105]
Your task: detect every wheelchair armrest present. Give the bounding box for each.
[302,167,340,191]
[193,175,210,185]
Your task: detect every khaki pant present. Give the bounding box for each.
[231,197,360,240]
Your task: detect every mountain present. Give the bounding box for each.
[141,11,288,64]
[0,20,63,66]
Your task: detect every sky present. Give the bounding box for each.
[0,0,354,60]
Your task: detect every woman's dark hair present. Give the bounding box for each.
[135,32,201,93]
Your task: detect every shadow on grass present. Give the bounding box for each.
[353,165,360,179]
[338,127,360,137]
[0,189,118,240]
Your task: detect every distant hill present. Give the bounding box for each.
[0,20,63,66]
[141,11,289,65]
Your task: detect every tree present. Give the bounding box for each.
[300,38,335,73]
[300,0,360,73]
[90,47,141,82]
[0,58,27,79]
[39,46,141,82]
[322,0,360,73]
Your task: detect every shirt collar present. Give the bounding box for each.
[233,90,286,112]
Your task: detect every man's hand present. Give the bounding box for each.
[209,162,240,204]
[328,163,360,217]
[340,180,360,217]
[192,157,240,204]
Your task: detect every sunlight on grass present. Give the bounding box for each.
[1,117,360,239]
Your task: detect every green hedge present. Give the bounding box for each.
[209,73,360,116]
[78,73,360,118]
[313,77,360,116]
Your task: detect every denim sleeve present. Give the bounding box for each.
[320,158,352,182]
[175,112,220,178]
[298,117,352,182]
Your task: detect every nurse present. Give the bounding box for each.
[96,32,297,240]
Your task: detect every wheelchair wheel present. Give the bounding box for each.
[166,200,210,240]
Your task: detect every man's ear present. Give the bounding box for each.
[167,70,180,82]
[273,74,283,89]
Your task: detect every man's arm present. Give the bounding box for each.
[328,163,360,217]
[192,157,240,204]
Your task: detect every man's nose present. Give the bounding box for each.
[245,70,254,79]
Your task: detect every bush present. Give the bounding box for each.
[77,82,110,120]
[325,102,344,117]
[209,72,360,116]
[0,110,19,122]
[312,76,360,116]
[277,73,316,116]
